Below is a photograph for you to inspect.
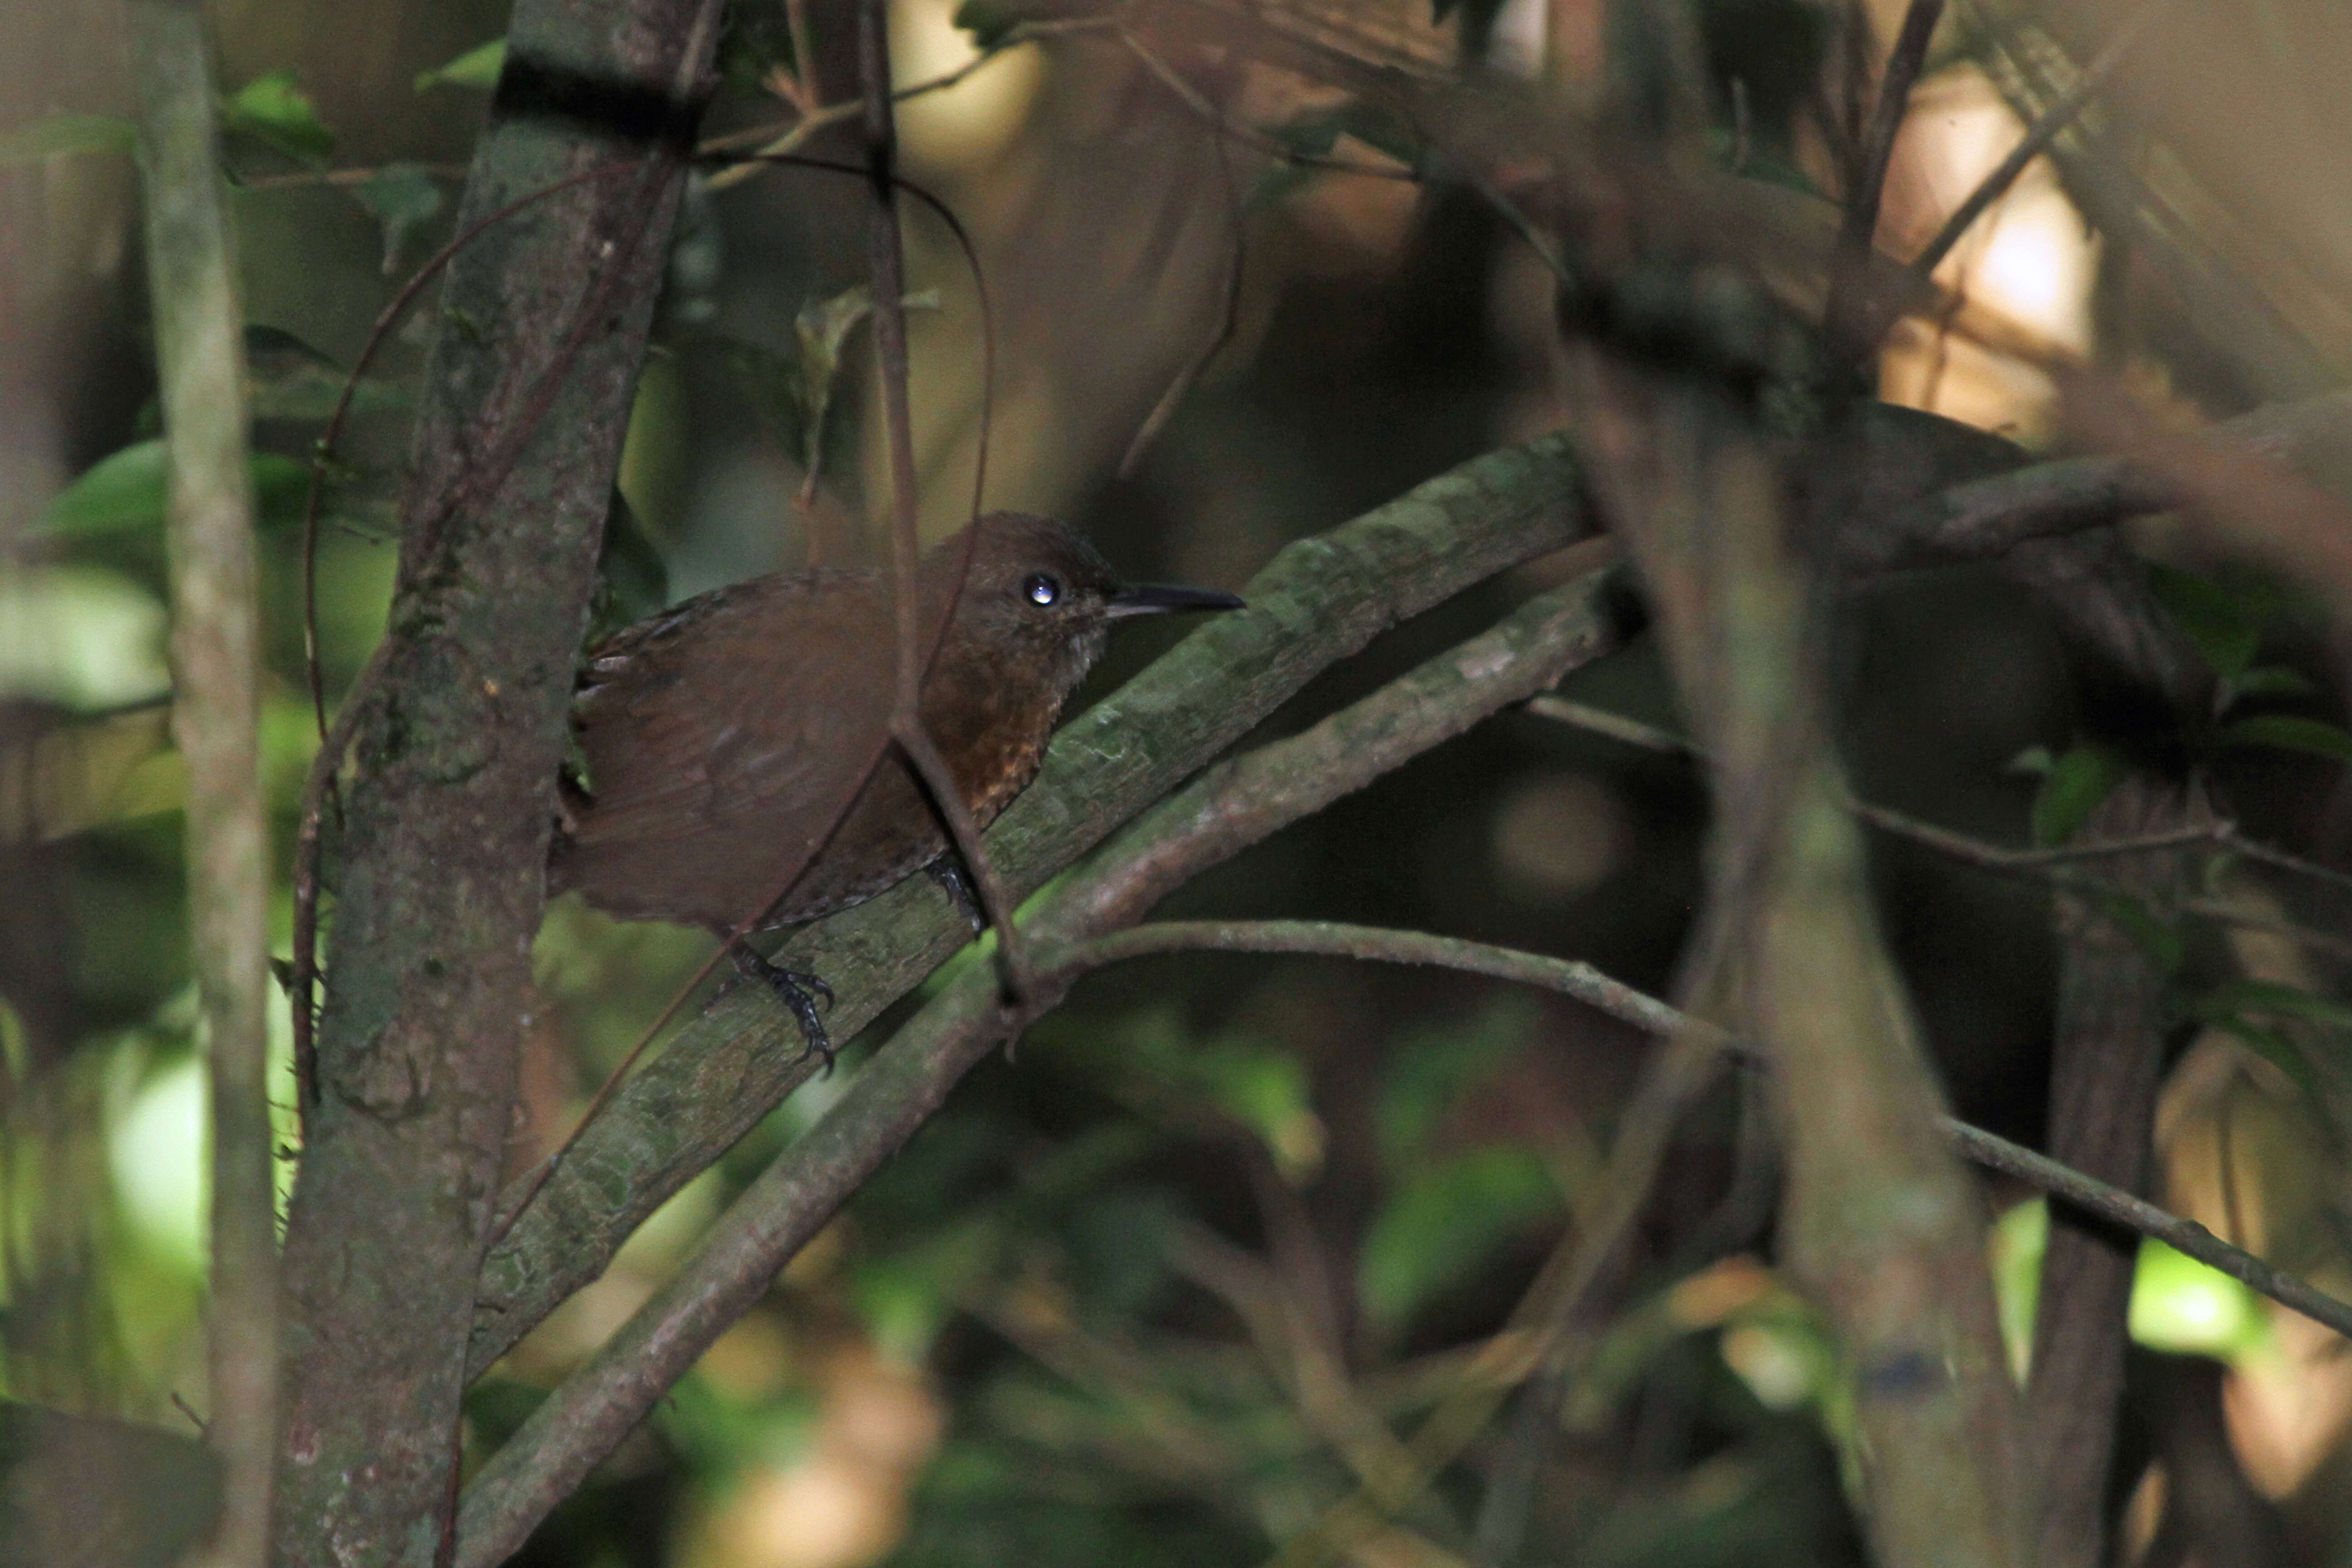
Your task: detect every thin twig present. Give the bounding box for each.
[1524,693,2235,868]
[1946,1121,2352,1338]
[781,0,818,113]
[860,0,1033,1004]
[1113,24,1418,184]
[1853,800,2224,870]
[2220,826,2352,898]
[1070,921,1683,1034]
[1111,22,1571,290]
[1846,0,1944,258]
[1906,0,2177,281]
[1167,1225,1436,1522]
[1118,122,1245,479]
[702,19,1117,192]
[235,161,469,190]
[1073,917,2352,1344]
[1825,0,1946,362]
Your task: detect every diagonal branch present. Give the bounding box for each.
[458,385,2352,1384]
[464,435,1598,1379]
[452,568,1627,1562]
[1825,0,1946,365]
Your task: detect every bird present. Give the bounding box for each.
[547,511,1245,1061]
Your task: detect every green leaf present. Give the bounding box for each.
[414,39,506,93]
[0,113,136,165]
[2077,886,2184,975]
[1704,131,1831,202]
[793,284,878,482]
[1359,1145,1560,1334]
[2220,715,2352,763]
[39,440,313,538]
[0,567,171,710]
[222,69,333,166]
[2029,743,2126,848]
[1374,997,1533,1167]
[1183,1041,1324,1181]
[781,285,938,495]
[951,0,1021,50]
[2224,665,2319,706]
[40,441,172,535]
[2208,1018,2321,1102]
[243,325,410,421]
[1988,1199,2046,1382]
[2147,562,2261,679]
[2194,978,2352,1032]
[2129,1240,2266,1357]
[351,162,445,274]
[2006,744,2056,777]
[589,488,670,643]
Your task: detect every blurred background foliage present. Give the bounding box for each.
[10,0,2352,1562]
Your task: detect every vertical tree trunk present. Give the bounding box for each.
[1571,358,2028,1568]
[270,0,721,1561]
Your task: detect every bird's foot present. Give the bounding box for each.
[925,855,988,938]
[727,942,837,1073]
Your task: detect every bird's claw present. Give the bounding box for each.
[728,944,836,1074]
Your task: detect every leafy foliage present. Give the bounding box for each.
[412,39,505,94]
[0,113,136,164]
[2016,741,2126,848]
[38,441,312,539]
[220,69,332,166]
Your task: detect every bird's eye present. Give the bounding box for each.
[1023,572,1062,607]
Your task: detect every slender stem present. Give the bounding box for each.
[1068,921,1684,1035]
[1852,800,2222,870]
[1071,918,2352,1343]
[1112,24,1416,183]
[1524,694,2235,869]
[1118,125,1245,479]
[703,19,1116,192]
[125,5,275,1564]
[1848,0,1945,255]
[235,161,469,190]
[1825,0,1946,363]
[1946,1121,2352,1338]
[860,0,1033,999]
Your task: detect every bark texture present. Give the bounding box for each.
[270,0,720,1560]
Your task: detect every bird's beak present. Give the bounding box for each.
[1105,582,1247,619]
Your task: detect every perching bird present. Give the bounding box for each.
[548,511,1244,1058]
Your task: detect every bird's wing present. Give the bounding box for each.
[564,573,893,852]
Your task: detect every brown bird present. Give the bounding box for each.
[548,511,1244,1059]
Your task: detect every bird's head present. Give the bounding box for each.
[922,512,1245,697]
